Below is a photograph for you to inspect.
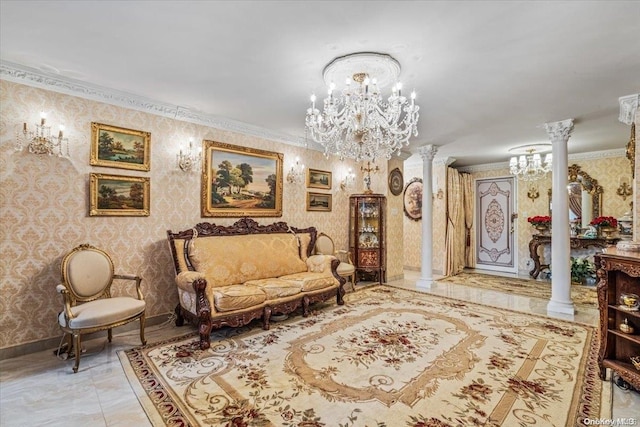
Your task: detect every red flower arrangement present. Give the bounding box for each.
[590,216,618,228]
[527,215,551,226]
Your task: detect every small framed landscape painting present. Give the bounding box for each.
[307,168,332,189]
[202,140,283,217]
[306,192,332,212]
[90,122,151,171]
[89,173,150,216]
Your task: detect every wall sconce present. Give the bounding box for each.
[432,175,444,199]
[177,138,201,172]
[16,112,69,157]
[527,186,540,201]
[286,157,305,184]
[617,179,633,201]
[340,168,356,191]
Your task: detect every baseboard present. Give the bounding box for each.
[0,313,172,361]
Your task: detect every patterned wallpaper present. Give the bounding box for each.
[1,78,636,351]
[0,79,389,351]
[470,155,633,273]
[402,152,636,276]
[402,161,447,274]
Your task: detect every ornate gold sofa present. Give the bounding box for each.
[167,218,345,349]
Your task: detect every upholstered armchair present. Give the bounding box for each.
[56,244,146,373]
[315,232,356,292]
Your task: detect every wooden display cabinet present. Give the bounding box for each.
[349,194,386,284]
[595,248,640,389]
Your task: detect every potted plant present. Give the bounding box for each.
[527,215,551,234]
[570,257,596,285]
[590,216,618,238]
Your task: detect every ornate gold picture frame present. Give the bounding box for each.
[307,168,332,189]
[89,173,150,216]
[202,141,283,217]
[306,192,332,212]
[90,122,151,171]
[403,178,423,221]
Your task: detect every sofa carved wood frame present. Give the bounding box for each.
[167,218,346,349]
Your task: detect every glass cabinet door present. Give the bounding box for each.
[349,194,386,284]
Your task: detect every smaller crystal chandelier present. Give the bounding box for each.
[16,112,69,157]
[509,144,552,181]
[286,157,305,184]
[305,52,419,162]
[177,138,201,172]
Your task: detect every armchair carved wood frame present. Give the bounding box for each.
[56,244,146,373]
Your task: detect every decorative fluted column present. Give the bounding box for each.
[417,144,438,288]
[545,119,575,315]
[618,94,640,251]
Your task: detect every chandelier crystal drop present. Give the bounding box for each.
[509,144,552,181]
[305,52,419,162]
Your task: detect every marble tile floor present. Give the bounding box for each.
[1,271,638,426]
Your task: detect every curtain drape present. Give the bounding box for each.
[462,173,475,268]
[444,168,466,276]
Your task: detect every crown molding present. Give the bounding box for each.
[0,60,307,148]
[457,148,627,173]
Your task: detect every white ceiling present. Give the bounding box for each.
[1,1,638,167]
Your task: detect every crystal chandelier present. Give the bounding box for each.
[509,144,552,181]
[16,112,69,157]
[305,52,419,161]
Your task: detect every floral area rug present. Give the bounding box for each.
[438,271,598,307]
[120,286,609,426]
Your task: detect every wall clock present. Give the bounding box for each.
[388,168,403,196]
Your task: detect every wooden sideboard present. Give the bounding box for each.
[528,235,618,279]
[595,248,640,389]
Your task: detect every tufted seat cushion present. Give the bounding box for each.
[278,272,339,292]
[58,297,146,329]
[212,285,267,312]
[245,278,303,299]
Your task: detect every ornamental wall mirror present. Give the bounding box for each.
[548,164,602,224]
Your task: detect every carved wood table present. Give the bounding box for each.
[528,235,619,278]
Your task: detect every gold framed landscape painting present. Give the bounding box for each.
[90,122,151,171]
[306,192,332,212]
[307,168,332,189]
[90,173,150,216]
[202,141,283,217]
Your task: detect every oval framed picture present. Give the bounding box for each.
[403,177,423,221]
[388,167,403,196]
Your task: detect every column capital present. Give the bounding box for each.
[418,144,438,161]
[434,157,457,167]
[619,93,639,125]
[544,119,574,143]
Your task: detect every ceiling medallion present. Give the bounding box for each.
[305,52,419,162]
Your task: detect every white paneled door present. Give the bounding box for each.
[475,177,518,274]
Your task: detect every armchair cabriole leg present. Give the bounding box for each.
[174,304,185,326]
[73,333,81,373]
[139,315,147,345]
